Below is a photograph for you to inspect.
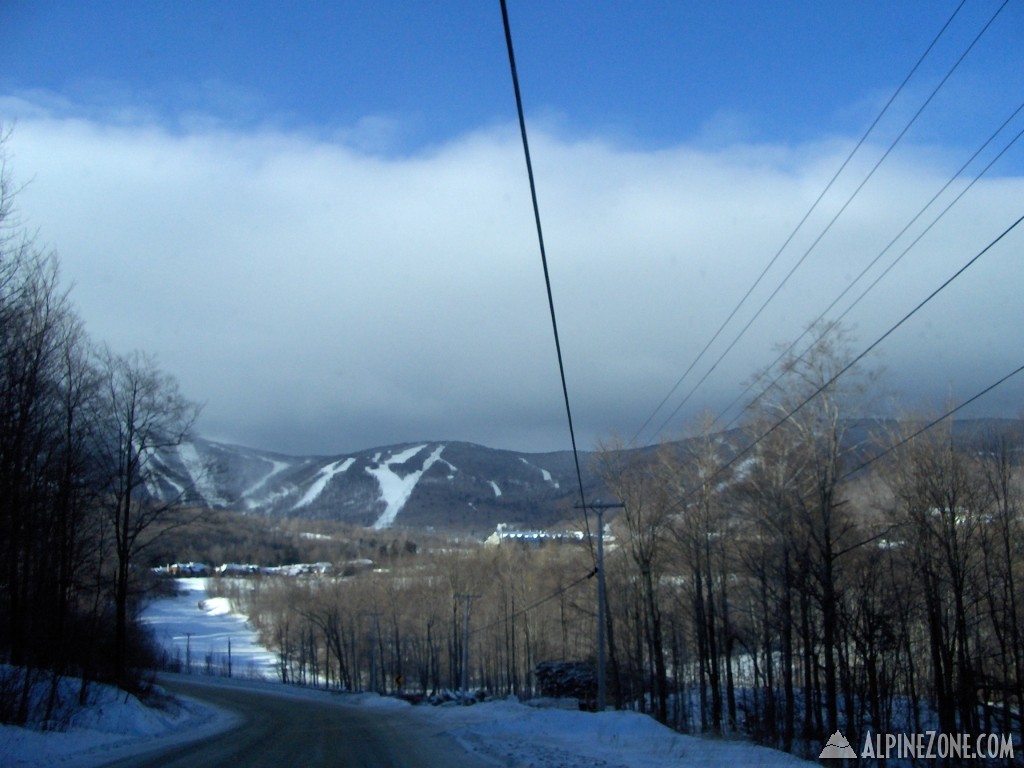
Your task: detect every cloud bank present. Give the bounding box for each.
[5,100,1022,454]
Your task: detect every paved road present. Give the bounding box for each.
[99,678,491,768]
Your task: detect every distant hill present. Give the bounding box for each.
[145,438,604,535]
[145,418,1022,533]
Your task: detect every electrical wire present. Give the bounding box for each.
[644,0,1010,446]
[467,370,1024,643]
[628,0,970,447]
[631,0,1009,447]
[685,211,1024,498]
[499,0,594,557]
[839,362,1024,482]
[715,101,1024,433]
[469,565,597,638]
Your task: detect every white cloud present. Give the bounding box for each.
[5,99,1023,454]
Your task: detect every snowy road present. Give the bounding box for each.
[96,676,489,768]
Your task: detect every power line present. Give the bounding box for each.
[688,211,1024,498]
[469,566,597,638]
[644,0,1010,446]
[627,0,970,447]
[632,0,1007,447]
[715,100,1024,433]
[499,0,594,555]
[839,362,1024,482]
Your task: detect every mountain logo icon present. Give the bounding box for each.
[819,730,857,759]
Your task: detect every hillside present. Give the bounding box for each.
[146,438,601,533]
[145,418,1022,533]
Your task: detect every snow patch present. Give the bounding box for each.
[489,481,502,497]
[290,457,355,510]
[519,457,560,489]
[0,671,236,768]
[366,445,445,529]
[198,596,232,616]
[242,457,291,507]
[383,444,430,465]
[420,699,811,768]
[157,465,186,497]
[177,442,228,507]
[440,458,459,479]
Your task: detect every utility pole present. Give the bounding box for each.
[456,593,480,703]
[577,501,623,712]
[364,611,382,693]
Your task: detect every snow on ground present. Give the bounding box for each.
[141,578,278,679]
[427,701,812,768]
[176,442,228,508]
[291,457,355,510]
[1,679,810,768]
[366,444,446,529]
[0,673,237,768]
[2,577,811,767]
[518,457,560,489]
[241,456,292,505]
[489,480,502,497]
[440,456,459,479]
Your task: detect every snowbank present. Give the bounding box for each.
[0,674,236,768]
[423,699,812,768]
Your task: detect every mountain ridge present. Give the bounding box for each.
[146,437,598,534]
[147,418,1023,533]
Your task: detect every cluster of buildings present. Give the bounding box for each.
[483,523,597,548]
[155,561,333,577]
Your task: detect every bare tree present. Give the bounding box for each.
[661,420,736,734]
[886,417,991,737]
[598,439,672,723]
[94,348,200,683]
[745,321,876,742]
[976,427,1024,746]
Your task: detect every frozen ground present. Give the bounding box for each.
[1,577,810,767]
[141,577,278,678]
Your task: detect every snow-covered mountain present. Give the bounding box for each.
[146,419,1023,533]
[145,438,598,532]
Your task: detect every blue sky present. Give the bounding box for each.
[7,1,1022,150]
[1,1,1022,454]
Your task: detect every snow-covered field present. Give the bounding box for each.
[1,577,810,767]
[141,578,278,679]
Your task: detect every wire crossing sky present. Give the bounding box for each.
[1,1,1021,455]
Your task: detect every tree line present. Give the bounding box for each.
[595,329,1023,762]
[0,136,198,724]
[219,326,1022,764]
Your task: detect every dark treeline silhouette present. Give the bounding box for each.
[0,134,198,724]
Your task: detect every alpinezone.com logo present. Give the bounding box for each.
[819,731,857,759]
[820,729,1015,760]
